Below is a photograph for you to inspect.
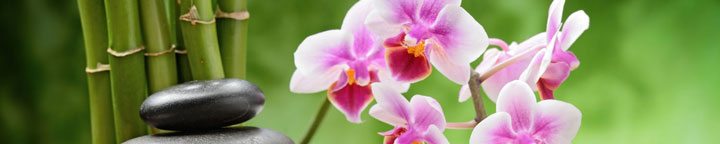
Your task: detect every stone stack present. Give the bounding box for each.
[124,79,293,144]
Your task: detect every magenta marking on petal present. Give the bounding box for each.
[418,0,460,24]
[385,46,432,83]
[328,82,374,123]
[537,81,555,100]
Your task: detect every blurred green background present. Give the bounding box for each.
[1,0,720,143]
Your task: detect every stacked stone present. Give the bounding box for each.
[124,79,293,144]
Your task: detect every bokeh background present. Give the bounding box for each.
[2,0,720,143]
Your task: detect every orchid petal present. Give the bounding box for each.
[290,69,342,93]
[370,83,412,126]
[430,5,488,67]
[496,81,537,131]
[509,33,547,55]
[458,84,471,102]
[418,0,461,23]
[409,95,446,131]
[341,0,373,33]
[350,61,373,86]
[470,112,516,144]
[374,0,419,24]
[540,62,571,91]
[519,36,557,88]
[378,69,411,93]
[428,45,472,84]
[294,30,352,75]
[559,11,589,51]
[395,128,423,144]
[424,125,450,144]
[386,45,432,83]
[533,100,582,144]
[366,10,403,40]
[481,53,533,102]
[547,0,565,39]
[475,48,501,74]
[328,83,374,123]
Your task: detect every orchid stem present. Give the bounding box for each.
[488,38,509,51]
[301,98,331,144]
[469,71,487,122]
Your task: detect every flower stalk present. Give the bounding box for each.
[78,0,115,142]
[178,0,225,80]
[104,0,149,142]
[217,0,249,79]
[301,98,331,144]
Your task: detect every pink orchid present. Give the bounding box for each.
[458,33,546,102]
[369,83,449,144]
[366,0,489,84]
[290,0,408,123]
[520,0,589,99]
[470,80,581,144]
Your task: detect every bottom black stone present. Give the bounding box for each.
[123,127,294,144]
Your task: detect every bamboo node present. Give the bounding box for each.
[85,63,110,73]
[175,49,188,54]
[107,46,145,57]
[216,9,250,20]
[180,5,216,25]
[145,45,176,57]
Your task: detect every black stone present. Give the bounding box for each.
[140,79,265,131]
[123,127,294,144]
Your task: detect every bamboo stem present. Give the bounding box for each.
[173,0,194,82]
[178,0,225,80]
[78,0,115,143]
[104,0,149,142]
[217,0,249,79]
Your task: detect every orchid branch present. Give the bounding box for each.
[301,98,331,144]
[447,41,547,129]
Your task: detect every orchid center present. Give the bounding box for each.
[405,40,426,57]
[345,68,356,85]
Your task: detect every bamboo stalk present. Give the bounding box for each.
[217,0,249,79]
[178,0,225,80]
[175,0,193,82]
[78,0,115,143]
[104,0,149,142]
[141,0,179,135]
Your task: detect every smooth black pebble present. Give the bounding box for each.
[140,78,265,131]
[123,127,294,144]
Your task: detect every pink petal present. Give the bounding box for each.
[509,33,547,55]
[294,30,352,75]
[470,112,517,144]
[537,81,555,100]
[366,10,403,40]
[341,0,373,34]
[374,0,419,24]
[481,52,532,102]
[533,100,582,144]
[378,69,411,93]
[395,128,423,144]
[349,61,373,86]
[423,125,450,144]
[496,81,537,131]
[519,36,557,89]
[409,95,446,131]
[540,62,571,90]
[457,84,471,102]
[559,11,589,51]
[370,83,412,126]
[475,48,501,75]
[290,69,342,93]
[328,82,374,123]
[547,0,565,39]
[418,0,461,23]
[429,5,488,68]
[385,44,432,83]
[382,127,406,144]
[428,44,471,84]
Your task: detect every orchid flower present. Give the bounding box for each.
[458,33,546,102]
[290,0,408,123]
[369,83,449,144]
[470,80,581,144]
[366,0,489,85]
[520,0,589,99]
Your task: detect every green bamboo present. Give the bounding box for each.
[104,0,149,142]
[141,0,178,96]
[78,0,116,143]
[217,0,249,79]
[175,0,194,82]
[178,0,225,80]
